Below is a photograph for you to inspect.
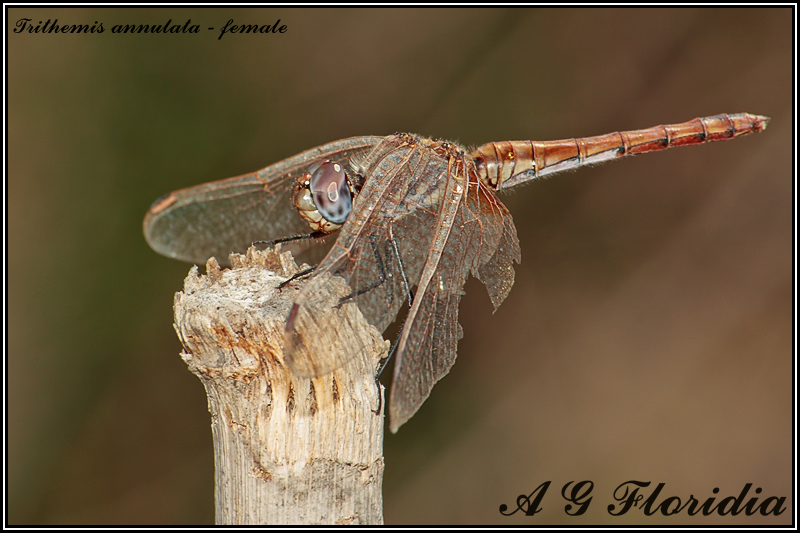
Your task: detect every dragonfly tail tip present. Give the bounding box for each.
[750,114,771,131]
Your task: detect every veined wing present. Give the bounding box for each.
[389,156,521,432]
[143,136,383,265]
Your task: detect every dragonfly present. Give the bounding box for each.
[144,113,769,432]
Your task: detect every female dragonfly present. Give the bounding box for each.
[145,113,768,432]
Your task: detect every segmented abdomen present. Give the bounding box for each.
[472,113,769,190]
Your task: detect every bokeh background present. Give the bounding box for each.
[9,7,792,525]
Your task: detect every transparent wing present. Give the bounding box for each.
[143,136,383,265]
[389,164,521,432]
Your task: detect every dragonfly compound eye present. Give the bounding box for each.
[309,162,353,224]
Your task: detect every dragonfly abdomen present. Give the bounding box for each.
[472,113,769,190]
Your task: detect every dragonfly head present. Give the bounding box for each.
[292,161,355,234]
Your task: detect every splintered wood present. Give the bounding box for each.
[173,247,387,525]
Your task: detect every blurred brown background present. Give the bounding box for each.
[9,7,791,525]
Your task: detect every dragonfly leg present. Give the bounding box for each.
[389,223,414,308]
[371,373,383,415]
[371,314,418,416]
[335,239,391,309]
[376,333,401,379]
[337,224,415,309]
[252,230,327,248]
[371,225,416,415]
[372,335,402,415]
[254,231,324,289]
[277,266,316,289]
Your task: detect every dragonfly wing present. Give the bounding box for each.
[143,136,383,265]
[389,165,521,432]
[471,182,522,310]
